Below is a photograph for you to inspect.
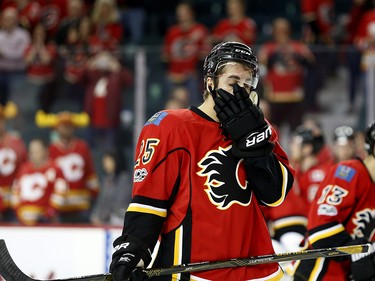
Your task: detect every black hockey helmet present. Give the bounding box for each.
[203,41,259,89]
[333,125,354,145]
[365,121,375,155]
[295,125,324,154]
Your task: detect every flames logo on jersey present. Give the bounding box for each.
[197,145,252,210]
[352,209,375,240]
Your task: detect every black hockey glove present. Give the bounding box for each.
[110,234,152,281]
[348,239,375,281]
[213,84,274,158]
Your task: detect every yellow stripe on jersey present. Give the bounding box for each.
[273,216,308,230]
[308,257,325,281]
[172,226,183,281]
[127,203,167,218]
[308,224,345,245]
[266,162,289,207]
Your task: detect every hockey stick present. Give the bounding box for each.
[0,239,372,281]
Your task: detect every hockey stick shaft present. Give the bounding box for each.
[145,243,372,277]
[0,239,372,281]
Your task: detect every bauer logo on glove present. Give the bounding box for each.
[245,125,272,148]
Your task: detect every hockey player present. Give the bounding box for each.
[47,111,99,223]
[110,42,295,281]
[293,121,375,281]
[289,126,333,214]
[11,138,68,225]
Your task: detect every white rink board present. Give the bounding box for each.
[0,225,122,279]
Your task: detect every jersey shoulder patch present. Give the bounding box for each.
[334,165,356,182]
[145,111,168,126]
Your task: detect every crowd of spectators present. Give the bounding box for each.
[0,0,374,227]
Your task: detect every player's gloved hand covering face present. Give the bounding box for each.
[110,234,151,281]
[212,84,274,158]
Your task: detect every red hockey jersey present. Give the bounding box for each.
[125,107,294,281]
[11,160,68,225]
[0,133,27,209]
[49,138,99,212]
[294,159,375,281]
[295,161,333,215]
[24,43,58,83]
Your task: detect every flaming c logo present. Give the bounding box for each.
[197,146,252,210]
[352,209,375,240]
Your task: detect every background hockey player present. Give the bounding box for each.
[293,121,375,281]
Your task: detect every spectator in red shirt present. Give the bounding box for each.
[1,0,42,32]
[89,0,123,52]
[258,17,315,132]
[162,1,211,106]
[24,22,58,113]
[211,0,257,46]
[82,50,133,149]
[38,0,68,40]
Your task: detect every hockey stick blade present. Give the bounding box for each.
[0,239,112,281]
[0,239,372,281]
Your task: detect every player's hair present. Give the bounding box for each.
[29,137,49,148]
[365,121,375,156]
[202,42,259,99]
